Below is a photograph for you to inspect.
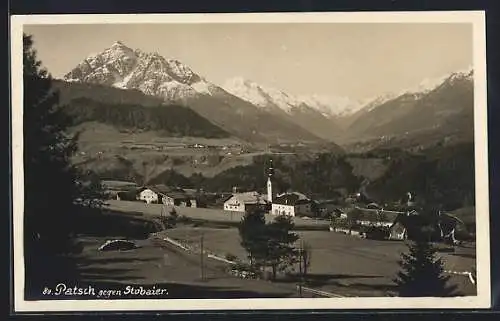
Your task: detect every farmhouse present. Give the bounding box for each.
[223,192,267,213]
[271,192,314,217]
[138,186,164,204]
[162,191,197,208]
[138,185,197,207]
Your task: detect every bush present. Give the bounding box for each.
[360,225,390,240]
[225,253,238,262]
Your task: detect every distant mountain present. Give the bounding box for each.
[342,69,474,148]
[64,41,326,145]
[222,77,346,140]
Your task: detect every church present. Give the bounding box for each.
[223,159,313,217]
[267,159,314,217]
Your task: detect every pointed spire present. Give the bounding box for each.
[267,158,274,203]
[268,159,274,177]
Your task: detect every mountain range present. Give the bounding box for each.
[62,41,474,149]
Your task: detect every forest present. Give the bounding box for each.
[63,97,230,138]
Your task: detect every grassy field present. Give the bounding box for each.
[65,235,299,299]
[105,200,476,297]
[162,225,476,297]
[70,122,261,179]
[105,200,332,229]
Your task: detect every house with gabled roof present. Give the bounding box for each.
[271,192,314,217]
[223,191,268,213]
[137,185,197,207]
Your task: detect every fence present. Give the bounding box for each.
[297,285,346,298]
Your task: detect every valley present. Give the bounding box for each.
[22,24,481,303]
[56,40,475,208]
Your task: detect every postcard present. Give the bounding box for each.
[10,11,490,312]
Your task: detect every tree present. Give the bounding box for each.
[238,207,268,269]
[347,208,363,234]
[298,240,312,279]
[23,34,107,296]
[76,169,108,209]
[393,239,457,297]
[266,215,299,280]
[23,33,82,255]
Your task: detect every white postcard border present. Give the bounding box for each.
[10,11,490,312]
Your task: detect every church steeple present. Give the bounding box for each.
[267,159,274,203]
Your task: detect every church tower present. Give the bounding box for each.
[267,159,274,203]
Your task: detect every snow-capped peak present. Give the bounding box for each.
[223,77,365,117]
[64,40,214,101]
[356,66,474,113]
[297,94,365,117]
[404,66,474,95]
[222,77,299,113]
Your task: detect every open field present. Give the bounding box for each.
[162,225,477,297]
[105,200,332,229]
[54,235,299,300]
[69,122,264,179]
[103,200,476,297]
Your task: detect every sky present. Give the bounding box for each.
[24,23,473,101]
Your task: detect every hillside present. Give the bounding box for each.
[149,153,362,199]
[365,142,475,211]
[53,79,165,106]
[62,41,329,145]
[342,70,474,148]
[181,87,327,144]
[54,80,231,138]
[64,97,230,138]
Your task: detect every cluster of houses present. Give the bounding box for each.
[137,185,199,208]
[102,161,468,244]
[222,160,318,217]
[103,180,200,208]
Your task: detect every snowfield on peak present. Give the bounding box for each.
[222,77,363,117]
[64,41,212,102]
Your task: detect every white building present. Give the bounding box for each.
[138,188,161,204]
[271,193,313,217]
[138,185,197,207]
[223,192,267,213]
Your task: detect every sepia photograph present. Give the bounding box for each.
[11,12,490,312]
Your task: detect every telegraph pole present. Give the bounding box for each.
[298,240,303,298]
[200,233,205,281]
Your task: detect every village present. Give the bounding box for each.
[75,158,477,299]
[105,160,471,245]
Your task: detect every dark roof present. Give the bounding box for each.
[141,185,195,200]
[102,180,137,188]
[356,209,401,223]
[138,184,172,195]
[273,194,312,206]
[226,192,267,205]
[164,191,193,200]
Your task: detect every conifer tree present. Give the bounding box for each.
[266,214,299,279]
[393,239,457,297]
[23,33,81,255]
[238,207,268,268]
